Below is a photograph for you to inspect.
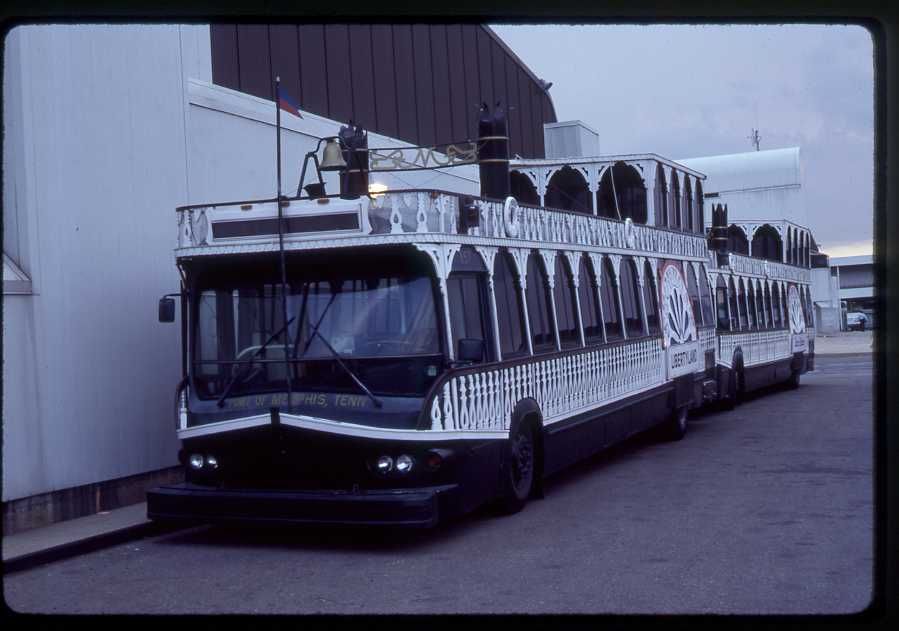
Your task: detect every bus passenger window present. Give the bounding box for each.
[447,273,489,363]
[735,278,747,330]
[579,255,604,344]
[699,267,715,326]
[728,277,740,331]
[553,256,581,349]
[685,262,703,327]
[716,277,730,331]
[757,284,769,329]
[493,251,527,358]
[643,261,661,336]
[601,258,623,341]
[771,285,781,328]
[620,258,644,338]
[746,282,756,329]
[526,253,556,353]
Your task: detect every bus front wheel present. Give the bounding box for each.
[497,419,536,515]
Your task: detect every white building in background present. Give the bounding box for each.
[810,252,843,334]
[2,24,478,532]
[678,147,814,268]
[830,254,875,327]
[678,147,845,332]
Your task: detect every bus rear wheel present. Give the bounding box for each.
[659,405,689,441]
[497,420,536,515]
[722,368,739,410]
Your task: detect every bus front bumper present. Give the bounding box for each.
[146,482,459,528]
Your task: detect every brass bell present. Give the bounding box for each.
[319,138,347,171]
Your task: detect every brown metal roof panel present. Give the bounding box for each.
[430,24,453,146]
[298,24,329,117]
[412,24,436,147]
[461,25,481,141]
[270,25,301,108]
[475,26,495,111]
[325,24,354,124]
[348,24,377,131]
[210,24,240,91]
[446,24,470,143]
[237,24,273,100]
[371,24,399,140]
[392,24,418,143]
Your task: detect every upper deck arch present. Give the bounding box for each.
[511,154,704,234]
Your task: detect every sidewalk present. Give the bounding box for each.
[813,330,874,355]
[3,502,172,573]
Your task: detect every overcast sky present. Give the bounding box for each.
[492,24,874,257]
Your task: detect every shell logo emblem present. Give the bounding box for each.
[660,262,697,348]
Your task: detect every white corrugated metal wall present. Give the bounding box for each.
[2,24,478,502]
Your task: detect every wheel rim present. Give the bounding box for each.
[678,407,688,432]
[510,425,534,498]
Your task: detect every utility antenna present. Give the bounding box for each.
[748,128,761,151]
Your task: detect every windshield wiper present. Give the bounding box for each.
[216,316,296,408]
[311,330,384,409]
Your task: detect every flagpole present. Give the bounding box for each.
[275,75,294,410]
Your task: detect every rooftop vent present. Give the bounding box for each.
[543,120,600,159]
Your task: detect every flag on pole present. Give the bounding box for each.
[278,89,303,118]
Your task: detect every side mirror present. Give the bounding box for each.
[457,338,484,363]
[159,297,176,323]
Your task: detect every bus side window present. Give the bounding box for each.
[730,278,746,331]
[553,255,581,349]
[620,258,645,338]
[685,262,703,328]
[757,282,768,329]
[447,272,490,363]
[746,281,756,330]
[493,251,528,358]
[600,257,623,341]
[526,252,556,353]
[643,260,660,336]
[716,277,730,331]
[579,255,604,345]
[699,266,715,326]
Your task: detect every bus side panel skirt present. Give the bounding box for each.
[542,383,672,478]
[744,357,799,392]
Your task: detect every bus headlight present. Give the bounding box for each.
[376,455,393,474]
[188,453,205,470]
[395,454,414,474]
[205,455,219,470]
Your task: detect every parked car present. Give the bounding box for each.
[846,312,869,331]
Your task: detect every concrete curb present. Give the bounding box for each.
[3,520,183,574]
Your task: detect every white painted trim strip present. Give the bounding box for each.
[178,412,506,441]
[177,414,270,439]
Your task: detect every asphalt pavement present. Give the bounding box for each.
[3,354,874,614]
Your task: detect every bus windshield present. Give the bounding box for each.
[192,274,443,400]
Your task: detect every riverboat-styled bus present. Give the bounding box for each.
[147,114,813,528]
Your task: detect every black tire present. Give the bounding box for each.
[734,367,745,403]
[497,419,536,515]
[659,405,689,441]
[721,368,738,410]
[787,369,801,389]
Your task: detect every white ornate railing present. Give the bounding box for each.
[427,337,665,432]
[727,253,810,284]
[174,190,710,261]
[717,330,791,368]
[369,192,709,259]
[698,326,716,359]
